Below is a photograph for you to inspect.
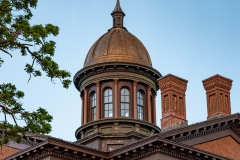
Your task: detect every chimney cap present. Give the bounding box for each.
[202,74,233,83]
[158,74,188,82]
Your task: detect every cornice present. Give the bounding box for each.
[3,133,233,160]
[4,114,239,160]
[80,71,157,91]
[74,131,147,145]
[3,141,48,160]
[75,118,161,139]
[47,137,107,157]
[73,62,162,92]
[108,136,231,160]
[73,132,104,144]
[160,113,240,142]
[4,136,107,160]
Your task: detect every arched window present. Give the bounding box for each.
[91,92,97,121]
[121,88,130,117]
[104,89,113,118]
[137,91,144,120]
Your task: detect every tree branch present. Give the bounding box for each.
[0,104,9,114]
[0,30,22,45]
[22,44,63,83]
[0,48,13,58]
[27,57,36,83]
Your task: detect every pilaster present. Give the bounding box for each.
[113,78,119,118]
[81,95,84,125]
[95,81,101,120]
[133,80,138,119]
[84,88,89,124]
[147,86,152,123]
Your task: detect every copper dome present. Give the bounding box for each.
[84,28,152,67]
[74,0,162,92]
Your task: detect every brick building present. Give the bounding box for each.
[2,0,240,159]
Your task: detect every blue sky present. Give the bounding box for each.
[0,0,239,141]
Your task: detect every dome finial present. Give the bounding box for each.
[111,0,125,28]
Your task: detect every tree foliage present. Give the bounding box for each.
[0,0,71,88]
[0,83,52,146]
[0,0,71,146]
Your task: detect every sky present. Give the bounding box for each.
[0,0,240,142]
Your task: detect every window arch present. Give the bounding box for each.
[137,91,144,120]
[121,88,130,117]
[91,92,97,121]
[104,88,113,118]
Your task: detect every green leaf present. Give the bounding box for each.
[0,58,3,67]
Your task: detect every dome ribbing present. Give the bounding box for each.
[84,28,152,67]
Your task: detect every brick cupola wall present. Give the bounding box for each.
[203,74,233,119]
[158,74,188,131]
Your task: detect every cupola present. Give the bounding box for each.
[74,1,162,150]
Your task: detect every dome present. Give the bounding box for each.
[84,28,152,67]
[74,0,162,93]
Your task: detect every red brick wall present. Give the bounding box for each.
[194,136,240,160]
[0,145,20,159]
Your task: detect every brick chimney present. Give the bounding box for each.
[202,74,233,119]
[158,74,188,131]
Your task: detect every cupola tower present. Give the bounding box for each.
[74,0,162,151]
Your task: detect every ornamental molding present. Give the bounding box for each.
[79,67,157,90]
[160,114,240,142]
[30,151,82,160]
[172,123,233,143]
[4,130,234,160]
[159,81,187,92]
[4,115,239,160]
[80,72,156,91]
[158,74,188,93]
[128,149,193,160]
[109,137,231,160]
[203,74,232,91]
[75,118,161,139]
[74,63,162,92]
